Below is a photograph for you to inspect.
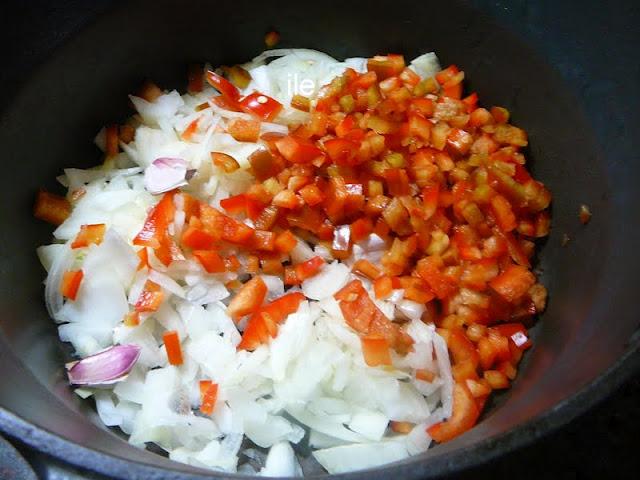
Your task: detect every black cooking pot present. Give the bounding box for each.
[1,0,639,478]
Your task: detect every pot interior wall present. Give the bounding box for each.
[0,0,636,478]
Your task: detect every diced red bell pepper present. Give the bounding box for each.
[218,215,255,245]
[206,70,240,101]
[237,292,305,350]
[250,230,276,251]
[135,280,164,312]
[199,380,218,415]
[60,270,84,300]
[133,191,176,249]
[227,118,260,142]
[417,256,457,299]
[490,323,532,350]
[350,217,374,243]
[448,327,480,368]
[384,168,411,196]
[427,382,480,442]
[212,151,240,173]
[298,184,325,206]
[435,65,461,85]
[462,92,478,112]
[274,230,297,253]
[226,276,267,321]
[367,54,405,80]
[490,195,517,232]
[181,224,217,250]
[275,135,323,164]
[294,256,324,282]
[489,264,535,303]
[71,224,106,249]
[408,113,432,143]
[34,190,71,226]
[181,117,200,141]
[352,259,381,280]
[163,330,183,365]
[239,92,283,122]
[323,137,360,165]
[361,335,392,367]
[192,250,225,273]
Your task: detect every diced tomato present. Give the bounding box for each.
[489,265,535,303]
[163,330,183,365]
[361,335,392,367]
[239,92,283,121]
[71,224,106,249]
[192,250,225,273]
[60,270,84,300]
[135,280,164,313]
[199,380,218,415]
[427,382,480,442]
[275,135,323,164]
[34,190,71,226]
[226,276,267,321]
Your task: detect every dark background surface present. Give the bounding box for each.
[1,0,639,479]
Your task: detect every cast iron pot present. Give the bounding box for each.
[1,0,639,478]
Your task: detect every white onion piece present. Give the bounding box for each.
[433,333,454,419]
[301,262,350,301]
[144,157,191,194]
[260,442,302,477]
[290,238,315,264]
[149,269,186,298]
[44,241,74,322]
[67,344,141,385]
[397,299,426,321]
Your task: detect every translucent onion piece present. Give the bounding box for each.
[144,157,190,194]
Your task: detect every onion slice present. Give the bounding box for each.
[66,344,141,385]
[144,157,192,194]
